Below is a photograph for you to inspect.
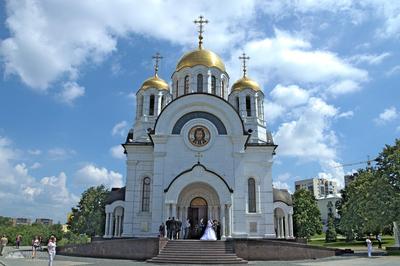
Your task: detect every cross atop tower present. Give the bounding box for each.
[152,52,163,76]
[194,15,209,49]
[239,52,250,77]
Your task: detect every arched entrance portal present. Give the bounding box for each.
[188,197,208,239]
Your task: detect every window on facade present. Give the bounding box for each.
[175,81,179,98]
[197,74,203,93]
[236,97,240,111]
[248,178,256,213]
[149,95,155,116]
[246,95,251,116]
[221,80,225,98]
[211,76,216,94]
[142,177,151,212]
[161,95,165,109]
[184,76,189,94]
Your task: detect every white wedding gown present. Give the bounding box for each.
[200,220,217,240]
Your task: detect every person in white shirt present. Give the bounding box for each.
[366,236,372,257]
[47,236,56,266]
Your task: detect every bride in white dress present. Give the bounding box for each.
[200,220,217,240]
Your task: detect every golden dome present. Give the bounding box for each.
[140,75,169,91]
[231,76,261,92]
[176,49,226,72]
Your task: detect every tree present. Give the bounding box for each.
[325,213,337,242]
[292,188,322,239]
[376,138,400,192]
[67,185,109,236]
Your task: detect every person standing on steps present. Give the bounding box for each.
[184,218,191,239]
[166,217,172,240]
[200,220,217,240]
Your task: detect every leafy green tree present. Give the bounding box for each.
[325,213,337,242]
[67,185,109,236]
[292,188,322,239]
[0,216,12,226]
[376,138,400,192]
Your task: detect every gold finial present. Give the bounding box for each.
[194,15,208,49]
[152,52,163,76]
[239,52,250,77]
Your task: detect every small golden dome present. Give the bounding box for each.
[231,76,261,92]
[176,49,226,72]
[140,75,169,91]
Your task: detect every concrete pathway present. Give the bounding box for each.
[0,246,399,266]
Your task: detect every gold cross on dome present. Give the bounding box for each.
[152,52,163,76]
[194,15,209,49]
[239,52,250,77]
[195,152,203,163]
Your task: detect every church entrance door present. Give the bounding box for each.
[188,197,208,239]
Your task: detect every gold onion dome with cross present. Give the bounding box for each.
[140,52,169,91]
[232,52,260,92]
[175,15,226,73]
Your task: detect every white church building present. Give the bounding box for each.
[104,17,293,240]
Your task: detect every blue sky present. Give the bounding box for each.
[0,1,399,223]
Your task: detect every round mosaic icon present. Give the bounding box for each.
[188,125,210,147]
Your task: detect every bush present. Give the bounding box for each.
[57,232,90,247]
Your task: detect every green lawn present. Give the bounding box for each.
[308,234,395,251]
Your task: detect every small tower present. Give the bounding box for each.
[228,53,272,144]
[172,16,229,100]
[133,53,172,141]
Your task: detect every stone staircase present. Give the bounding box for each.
[147,240,247,264]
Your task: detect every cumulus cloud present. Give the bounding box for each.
[270,84,310,107]
[112,121,128,137]
[272,96,345,186]
[0,136,77,222]
[75,164,123,188]
[110,145,125,160]
[273,181,291,192]
[374,106,399,125]
[30,162,41,169]
[59,81,85,104]
[227,29,368,96]
[0,0,257,93]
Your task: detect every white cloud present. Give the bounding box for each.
[75,164,123,188]
[227,29,368,94]
[110,145,125,160]
[386,65,400,77]
[276,172,291,182]
[112,121,128,137]
[273,181,291,193]
[273,97,345,187]
[0,136,77,222]
[30,162,41,169]
[374,106,399,125]
[59,81,85,104]
[1,0,257,92]
[270,84,310,107]
[337,111,354,119]
[349,52,391,65]
[328,80,361,96]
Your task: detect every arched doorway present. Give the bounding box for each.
[188,197,208,239]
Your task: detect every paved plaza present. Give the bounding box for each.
[1,247,399,266]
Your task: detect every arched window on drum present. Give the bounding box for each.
[211,76,216,94]
[197,74,203,93]
[184,75,190,94]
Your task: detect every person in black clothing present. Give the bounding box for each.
[166,217,172,239]
[159,222,165,238]
[170,217,176,240]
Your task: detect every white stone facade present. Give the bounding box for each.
[104,47,293,239]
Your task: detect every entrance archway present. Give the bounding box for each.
[188,197,208,239]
